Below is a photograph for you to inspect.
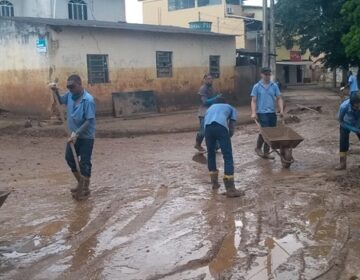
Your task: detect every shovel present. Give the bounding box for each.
[0,191,11,209]
[50,86,81,183]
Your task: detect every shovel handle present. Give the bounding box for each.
[51,90,81,174]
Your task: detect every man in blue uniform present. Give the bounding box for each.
[336,93,360,170]
[195,74,222,152]
[341,71,359,98]
[204,99,244,198]
[250,67,284,159]
[50,75,96,200]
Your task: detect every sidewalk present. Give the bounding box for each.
[0,106,252,138]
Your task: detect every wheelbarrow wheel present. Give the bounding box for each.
[280,148,293,169]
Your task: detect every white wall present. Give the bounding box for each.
[8,0,126,22]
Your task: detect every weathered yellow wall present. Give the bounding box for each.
[276,45,311,62]
[50,27,236,114]
[0,20,52,115]
[0,19,236,115]
[142,0,245,48]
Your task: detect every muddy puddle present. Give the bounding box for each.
[0,88,360,279]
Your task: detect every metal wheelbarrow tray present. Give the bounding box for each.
[0,191,11,208]
[260,126,304,168]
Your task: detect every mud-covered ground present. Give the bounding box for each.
[0,88,360,280]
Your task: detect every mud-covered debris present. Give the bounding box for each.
[285,115,301,124]
[24,119,32,128]
[288,105,322,115]
[327,169,360,189]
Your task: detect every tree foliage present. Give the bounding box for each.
[275,0,360,68]
[342,0,360,59]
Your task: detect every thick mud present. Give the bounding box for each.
[0,88,359,280]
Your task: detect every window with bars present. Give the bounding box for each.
[198,0,221,7]
[87,55,109,84]
[68,0,88,20]
[156,51,173,78]
[209,56,220,78]
[226,0,241,4]
[0,1,14,17]
[168,0,195,11]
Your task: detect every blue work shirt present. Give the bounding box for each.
[204,104,237,131]
[338,99,360,129]
[59,90,96,139]
[251,80,281,114]
[349,74,359,93]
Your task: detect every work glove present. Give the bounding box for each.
[340,87,345,91]
[68,131,79,143]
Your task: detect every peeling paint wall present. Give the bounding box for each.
[0,20,52,115]
[0,19,236,116]
[49,27,236,115]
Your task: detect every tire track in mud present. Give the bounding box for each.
[54,185,169,280]
[9,185,168,280]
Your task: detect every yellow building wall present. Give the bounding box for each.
[142,0,246,48]
[276,45,311,61]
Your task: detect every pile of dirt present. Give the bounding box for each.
[284,115,301,124]
[327,169,360,190]
[287,105,322,115]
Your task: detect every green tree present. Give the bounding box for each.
[342,0,360,59]
[275,0,360,69]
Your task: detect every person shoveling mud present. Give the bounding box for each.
[194,74,222,152]
[49,75,96,200]
[204,98,244,198]
[336,92,360,170]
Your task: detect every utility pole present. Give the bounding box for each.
[262,0,269,68]
[269,0,276,80]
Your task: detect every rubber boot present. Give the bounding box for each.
[263,144,275,160]
[255,135,264,158]
[210,171,220,190]
[223,176,244,198]
[194,135,206,152]
[74,177,91,200]
[335,154,347,170]
[71,172,81,193]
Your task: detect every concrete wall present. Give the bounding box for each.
[142,0,246,48]
[8,0,126,22]
[234,65,259,105]
[0,19,236,115]
[49,27,236,114]
[0,20,52,115]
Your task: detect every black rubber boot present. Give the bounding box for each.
[223,176,244,198]
[335,155,347,170]
[210,171,220,190]
[255,135,264,158]
[263,144,275,160]
[194,135,206,152]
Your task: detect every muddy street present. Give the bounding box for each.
[0,88,360,280]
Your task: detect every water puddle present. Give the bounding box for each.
[208,219,243,278]
[246,234,303,280]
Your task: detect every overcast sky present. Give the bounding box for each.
[125,0,263,23]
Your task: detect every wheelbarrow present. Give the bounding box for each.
[0,191,10,209]
[255,120,304,168]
